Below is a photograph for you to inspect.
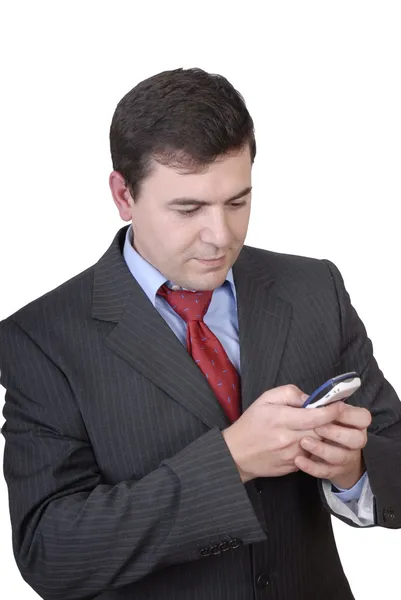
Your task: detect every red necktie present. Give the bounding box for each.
[157,284,241,423]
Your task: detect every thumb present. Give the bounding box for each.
[262,385,309,408]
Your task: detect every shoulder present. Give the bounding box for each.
[240,244,343,296]
[0,226,129,337]
[0,265,95,346]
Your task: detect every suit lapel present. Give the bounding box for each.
[92,227,293,427]
[92,227,229,430]
[233,248,293,411]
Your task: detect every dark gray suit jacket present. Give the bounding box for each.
[1,225,400,600]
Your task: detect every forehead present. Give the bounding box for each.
[141,147,252,202]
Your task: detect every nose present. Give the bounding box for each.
[200,209,231,248]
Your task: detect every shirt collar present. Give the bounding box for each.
[123,224,237,306]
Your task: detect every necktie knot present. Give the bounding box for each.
[157,284,213,322]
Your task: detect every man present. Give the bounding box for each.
[0,67,400,600]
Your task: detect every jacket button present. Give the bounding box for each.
[229,538,242,550]
[199,547,211,557]
[219,541,230,552]
[210,545,220,555]
[383,508,396,521]
[256,573,270,589]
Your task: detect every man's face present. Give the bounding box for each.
[128,146,252,291]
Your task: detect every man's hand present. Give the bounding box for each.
[294,404,372,489]
[222,385,346,483]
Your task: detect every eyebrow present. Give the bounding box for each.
[167,186,252,207]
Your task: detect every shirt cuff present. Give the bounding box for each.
[322,473,375,527]
[331,470,368,502]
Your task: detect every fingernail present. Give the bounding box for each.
[301,438,316,449]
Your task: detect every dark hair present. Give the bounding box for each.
[109,67,256,200]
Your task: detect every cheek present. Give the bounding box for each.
[236,210,251,238]
[225,212,248,241]
[157,228,197,262]
[166,220,199,250]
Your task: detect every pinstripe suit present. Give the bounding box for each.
[1,224,400,599]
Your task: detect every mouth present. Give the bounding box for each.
[196,256,226,267]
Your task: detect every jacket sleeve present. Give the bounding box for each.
[0,318,266,600]
[318,259,401,529]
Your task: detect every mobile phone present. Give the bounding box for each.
[303,371,361,409]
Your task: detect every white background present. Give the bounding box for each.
[0,1,400,598]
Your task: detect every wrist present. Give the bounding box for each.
[331,455,365,490]
[222,428,253,484]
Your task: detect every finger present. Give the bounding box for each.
[264,385,309,408]
[295,428,323,443]
[313,423,367,450]
[300,437,352,465]
[291,401,346,430]
[333,405,372,430]
[294,454,337,480]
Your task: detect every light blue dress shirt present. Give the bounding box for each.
[123,224,366,501]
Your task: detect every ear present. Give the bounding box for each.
[109,171,133,221]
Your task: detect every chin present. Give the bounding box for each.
[194,273,227,291]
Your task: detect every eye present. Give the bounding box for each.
[177,201,247,216]
[177,207,200,216]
